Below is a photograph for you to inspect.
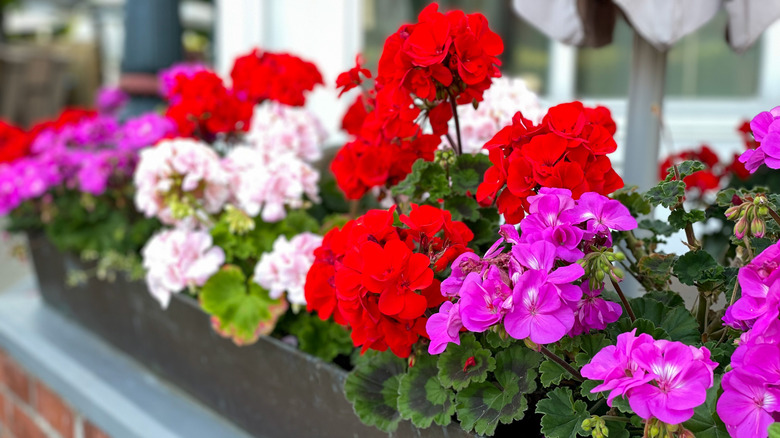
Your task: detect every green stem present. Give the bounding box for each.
[610,278,636,322]
[697,291,709,333]
[447,90,463,156]
[602,415,631,423]
[539,346,584,382]
[767,206,780,228]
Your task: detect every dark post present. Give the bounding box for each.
[120,0,183,117]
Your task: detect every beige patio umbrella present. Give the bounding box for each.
[513,0,780,190]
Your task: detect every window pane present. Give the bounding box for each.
[576,13,762,98]
[361,0,550,94]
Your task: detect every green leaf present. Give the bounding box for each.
[437,333,496,391]
[638,218,677,237]
[397,354,455,428]
[451,153,491,196]
[574,334,612,368]
[645,180,685,208]
[715,188,738,207]
[683,376,730,437]
[464,208,501,250]
[627,296,700,343]
[769,423,780,438]
[579,380,601,401]
[344,351,406,432]
[392,159,449,200]
[485,330,513,349]
[455,345,539,436]
[536,387,589,438]
[200,265,285,345]
[637,254,676,290]
[663,160,706,181]
[443,195,480,222]
[613,187,653,216]
[669,209,707,230]
[540,359,570,387]
[673,250,723,286]
[603,421,631,438]
[643,290,685,308]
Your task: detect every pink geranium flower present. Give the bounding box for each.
[718,372,780,438]
[503,269,573,344]
[426,301,463,354]
[458,267,512,332]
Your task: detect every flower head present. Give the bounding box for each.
[142,226,225,308]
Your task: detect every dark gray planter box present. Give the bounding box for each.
[26,234,475,438]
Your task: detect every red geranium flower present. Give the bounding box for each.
[164,70,253,140]
[304,205,473,358]
[0,120,30,164]
[231,49,323,106]
[476,102,624,224]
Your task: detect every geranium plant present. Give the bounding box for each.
[1,91,174,282]
[134,50,359,353]
[302,3,780,437]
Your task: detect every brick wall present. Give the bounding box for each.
[0,348,110,438]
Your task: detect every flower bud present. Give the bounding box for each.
[734,216,748,239]
[223,204,255,234]
[523,337,540,351]
[725,204,742,220]
[751,215,766,238]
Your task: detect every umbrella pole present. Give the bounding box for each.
[624,30,667,191]
[622,31,668,297]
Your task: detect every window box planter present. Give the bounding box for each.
[26,234,474,438]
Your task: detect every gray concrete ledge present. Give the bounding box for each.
[0,288,253,438]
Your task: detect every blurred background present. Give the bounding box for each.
[0,0,772,155]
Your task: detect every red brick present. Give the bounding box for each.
[0,350,7,389]
[84,421,111,438]
[9,405,45,438]
[0,390,8,425]
[2,360,29,403]
[35,382,73,438]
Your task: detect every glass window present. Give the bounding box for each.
[361,0,551,94]
[576,12,762,98]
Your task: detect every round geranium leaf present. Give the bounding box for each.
[344,351,406,433]
[437,333,496,391]
[397,353,455,428]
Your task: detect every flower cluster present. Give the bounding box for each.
[659,144,749,195]
[377,3,502,107]
[716,241,780,438]
[231,49,323,106]
[332,89,441,199]
[582,329,717,425]
[134,138,230,225]
[222,144,319,222]
[476,102,624,224]
[164,70,254,140]
[158,62,208,100]
[739,106,780,173]
[95,86,128,115]
[245,101,325,163]
[305,205,473,358]
[331,2,505,200]
[0,107,175,214]
[427,189,635,354]
[454,77,543,154]
[0,120,30,164]
[253,232,323,307]
[141,227,225,308]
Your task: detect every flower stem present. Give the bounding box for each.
[602,415,630,423]
[697,291,709,333]
[539,346,584,382]
[447,90,463,156]
[767,206,780,228]
[610,278,636,322]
